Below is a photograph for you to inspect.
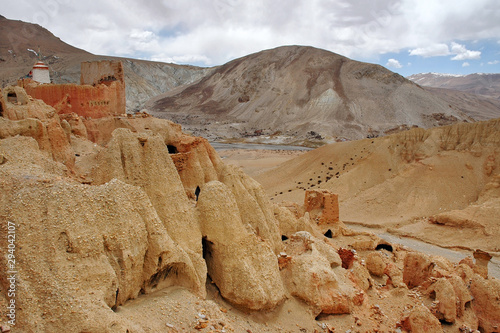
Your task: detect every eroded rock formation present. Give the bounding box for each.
[0,88,498,332]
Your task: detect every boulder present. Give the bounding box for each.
[448,275,473,318]
[366,252,387,277]
[470,274,500,332]
[197,181,286,310]
[428,278,457,323]
[403,252,435,288]
[402,306,443,333]
[282,232,354,315]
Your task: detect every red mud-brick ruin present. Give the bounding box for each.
[19,60,126,118]
[304,189,340,224]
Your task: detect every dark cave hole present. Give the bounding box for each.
[111,288,119,311]
[281,235,289,241]
[375,243,393,252]
[202,236,214,262]
[167,144,178,154]
[7,92,17,104]
[324,229,333,238]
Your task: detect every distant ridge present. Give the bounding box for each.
[407,72,500,100]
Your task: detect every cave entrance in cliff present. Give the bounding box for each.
[167,144,178,154]
[0,102,3,117]
[202,236,221,295]
[202,236,213,263]
[375,243,393,252]
[7,92,17,104]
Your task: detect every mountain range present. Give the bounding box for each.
[1,16,499,143]
[407,72,500,100]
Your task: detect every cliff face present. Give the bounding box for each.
[0,87,498,332]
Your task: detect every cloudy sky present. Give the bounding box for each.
[3,0,500,76]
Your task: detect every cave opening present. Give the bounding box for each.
[202,236,213,262]
[375,243,393,252]
[7,92,17,104]
[0,101,3,117]
[167,144,178,154]
[324,229,333,238]
[202,236,220,292]
[281,235,289,241]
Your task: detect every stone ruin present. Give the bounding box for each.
[19,60,126,118]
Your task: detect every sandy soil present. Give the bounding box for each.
[217,120,500,263]
[218,149,306,178]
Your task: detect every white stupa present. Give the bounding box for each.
[32,60,50,84]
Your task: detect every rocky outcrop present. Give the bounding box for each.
[281,232,355,315]
[304,189,340,225]
[0,137,202,331]
[0,86,75,168]
[198,181,286,310]
[402,306,443,333]
[470,275,500,332]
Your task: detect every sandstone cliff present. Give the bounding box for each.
[0,88,498,332]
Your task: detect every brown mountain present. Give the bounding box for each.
[0,16,211,111]
[148,45,473,143]
[407,72,500,100]
[422,86,500,121]
[407,73,500,121]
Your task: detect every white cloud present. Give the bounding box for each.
[1,0,499,66]
[450,42,481,60]
[386,58,403,68]
[409,42,481,61]
[488,60,499,65]
[462,62,470,67]
[409,44,450,57]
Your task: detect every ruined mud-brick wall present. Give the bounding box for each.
[304,189,339,224]
[21,61,126,118]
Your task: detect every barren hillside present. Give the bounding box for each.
[148,45,473,143]
[423,86,500,121]
[257,119,500,253]
[408,72,500,100]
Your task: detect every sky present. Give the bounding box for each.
[3,0,500,76]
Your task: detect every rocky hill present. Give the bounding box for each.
[407,72,500,100]
[0,16,212,111]
[147,45,474,144]
[421,86,500,121]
